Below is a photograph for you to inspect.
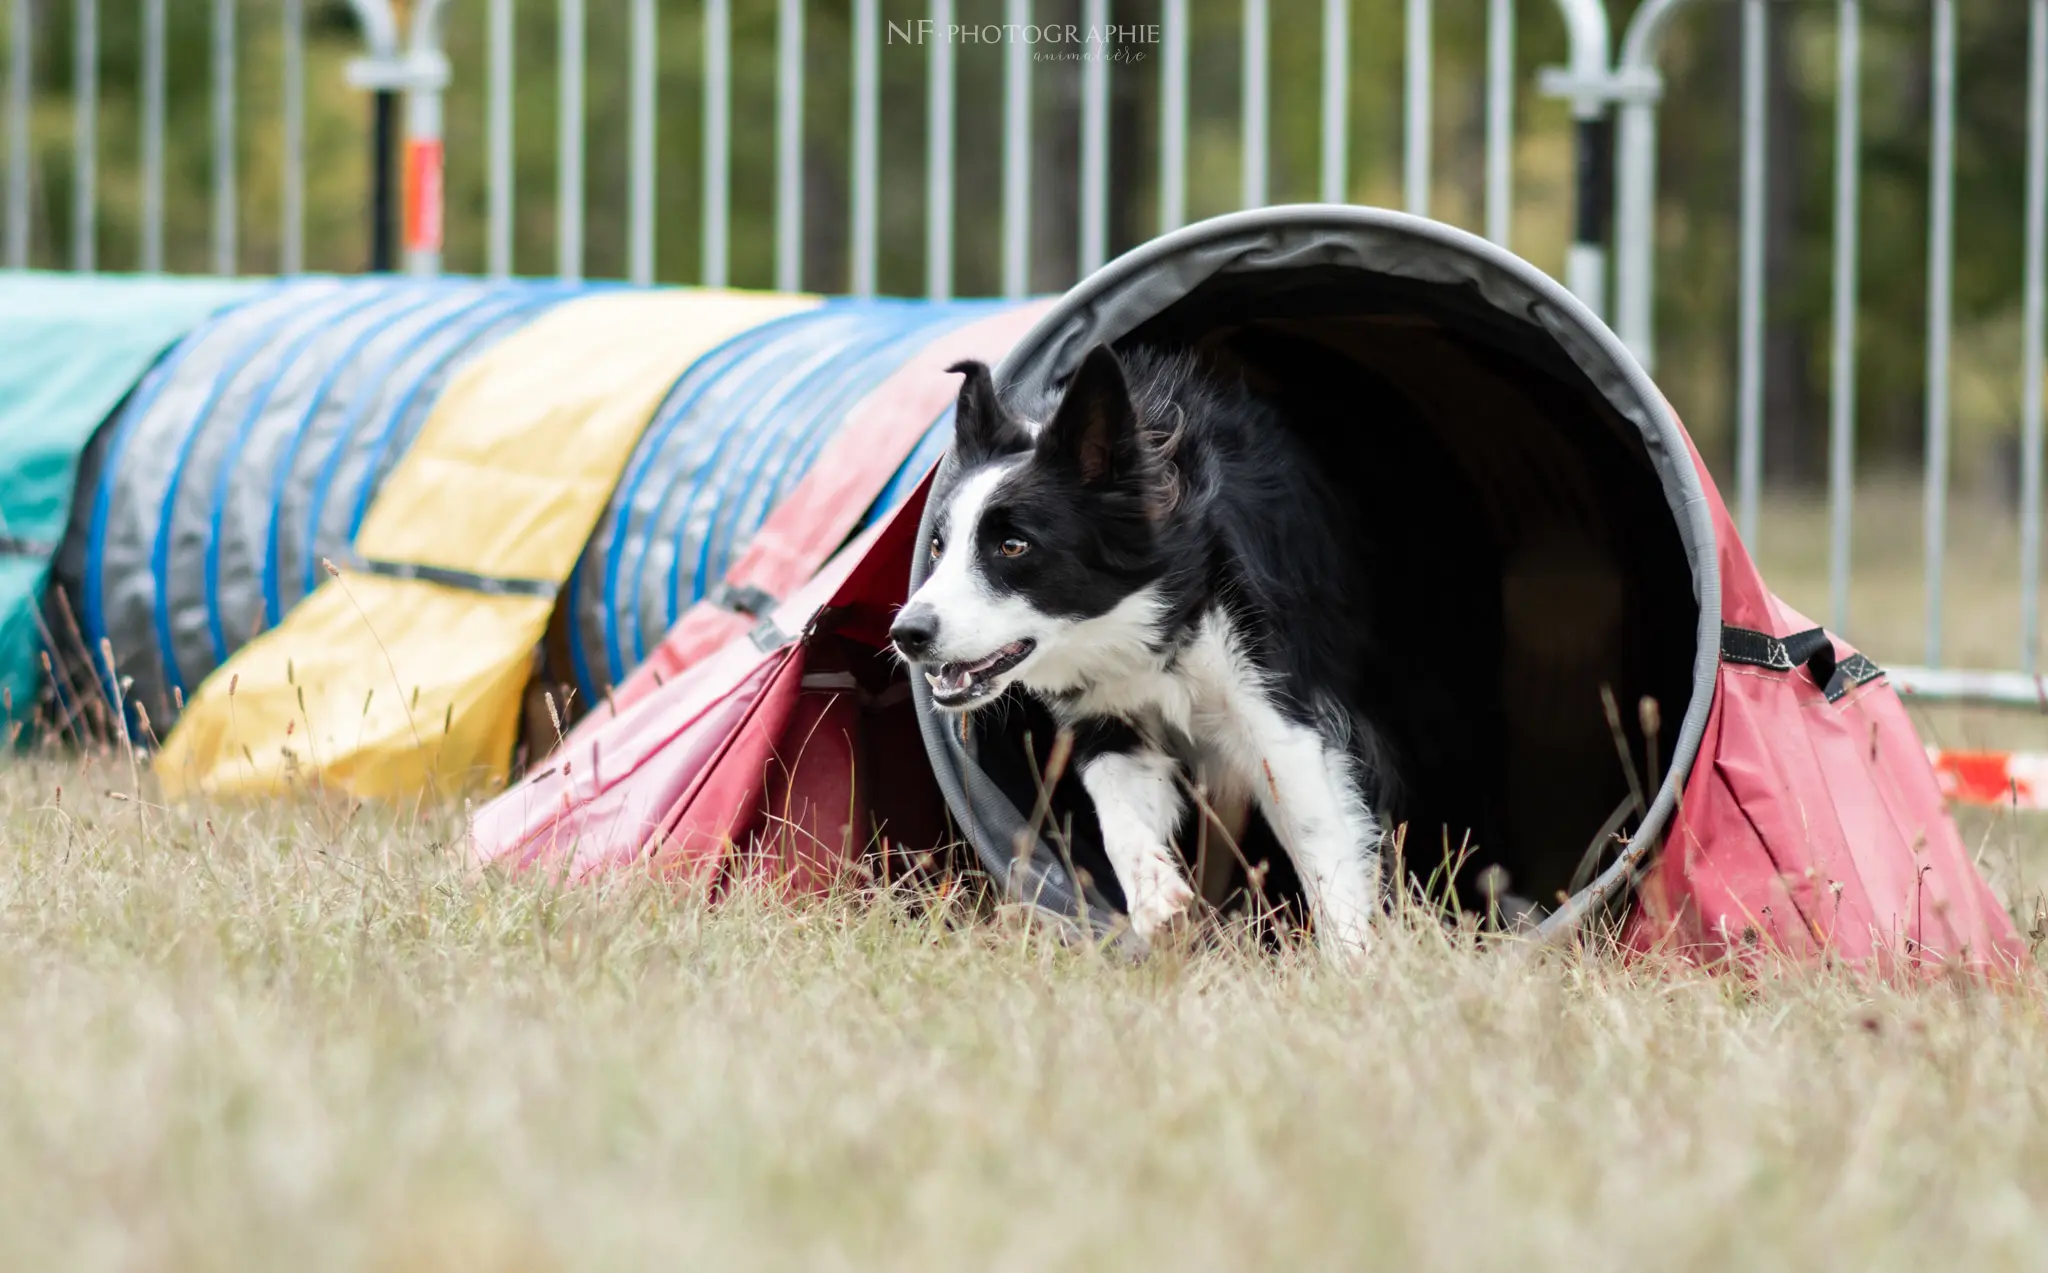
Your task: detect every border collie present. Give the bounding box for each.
[890,344,1395,956]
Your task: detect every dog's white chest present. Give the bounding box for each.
[1059,617,1272,794]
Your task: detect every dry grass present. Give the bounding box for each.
[1,758,2047,1272]
[5,482,2048,1271]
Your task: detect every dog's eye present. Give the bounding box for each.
[998,537,1031,558]
[929,535,944,561]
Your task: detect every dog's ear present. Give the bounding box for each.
[947,360,1028,461]
[1040,345,1139,488]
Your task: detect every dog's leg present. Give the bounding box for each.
[1079,744,1194,942]
[1242,715,1382,958]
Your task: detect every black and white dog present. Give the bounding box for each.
[890,344,1399,956]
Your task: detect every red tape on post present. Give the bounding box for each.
[1929,748,2048,811]
[405,137,445,255]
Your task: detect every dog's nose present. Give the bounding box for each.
[890,605,940,658]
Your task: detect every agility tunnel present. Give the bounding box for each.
[57,277,581,737]
[0,272,257,732]
[143,288,1045,799]
[557,297,1046,702]
[473,206,2023,975]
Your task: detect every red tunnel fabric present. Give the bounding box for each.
[468,479,939,886]
[1620,429,2027,977]
[472,390,2027,978]
[471,301,1047,877]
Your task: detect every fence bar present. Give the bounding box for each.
[1319,0,1346,204]
[1924,0,1956,666]
[851,0,878,296]
[1484,0,1512,245]
[702,0,729,287]
[1241,0,1267,208]
[628,0,655,285]
[775,0,803,292]
[281,0,304,273]
[1611,98,1656,364]
[1826,0,1861,635]
[926,0,953,297]
[1159,0,1185,232]
[138,0,162,270]
[558,0,585,282]
[72,0,96,271]
[2023,0,2048,674]
[1403,0,1430,216]
[488,0,512,278]
[212,0,236,275]
[1887,665,2048,709]
[1080,0,1108,273]
[1611,0,1688,369]
[1001,0,1029,296]
[3,0,24,270]
[1734,0,1765,545]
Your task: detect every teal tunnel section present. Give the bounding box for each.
[63,277,580,731]
[0,273,258,732]
[564,297,1009,701]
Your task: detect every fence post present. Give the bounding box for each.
[6,0,32,270]
[1404,0,1430,218]
[1603,0,1694,371]
[558,0,584,281]
[1923,0,1957,668]
[1735,0,1767,544]
[348,0,451,278]
[212,0,236,275]
[1538,0,1612,319]
[1003,0,1032,295]
[775,0,803,292]
[2023,0,2048,675]
[1242,0,1267,210]
[1484,0,1512,247]
[1827,0,1863,635]
[346,1,400,271]
[283,0,305,274]
[403,0,452,277]
[73,0,97,272]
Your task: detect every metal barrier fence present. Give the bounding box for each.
[2,0,2046,704]
[1605,0,2048,708]
[2,0,1557,291]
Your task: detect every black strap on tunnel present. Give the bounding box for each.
[351,556,560,600]
[0,535,54,557]
[1721,623,1883,704]
[706,581,778,617]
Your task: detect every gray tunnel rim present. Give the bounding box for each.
[908,203,1723,936]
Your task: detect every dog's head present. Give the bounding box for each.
[891,345,1170,711]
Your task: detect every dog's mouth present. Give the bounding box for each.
[923,639,1036,708]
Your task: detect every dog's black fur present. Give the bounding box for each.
[896,340,1508,932]
[940,344,1414,824]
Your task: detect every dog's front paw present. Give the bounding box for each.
[1125,864,1195,941]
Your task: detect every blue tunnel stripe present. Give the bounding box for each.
[684,306,973,607]
[81,281,298,678]
[581,304,831,696]
[613,303,898,677]
[151,284,400,695]
[258,283,486,626]
[650,304,934,647]
[200,283,424,664]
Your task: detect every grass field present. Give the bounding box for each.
[6,484,2048,1271]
